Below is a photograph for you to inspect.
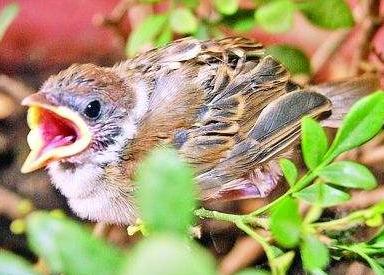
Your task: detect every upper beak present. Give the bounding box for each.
[21,93,92,173]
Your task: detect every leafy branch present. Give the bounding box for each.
[125,0,355,77]
[196,91,384,274]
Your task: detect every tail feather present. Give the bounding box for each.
[311,74,380,128]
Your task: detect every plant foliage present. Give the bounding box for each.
[125,0,355,79]
[2,1,384,274]
[1,91,383,274]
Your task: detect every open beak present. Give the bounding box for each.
[21,93,92,173]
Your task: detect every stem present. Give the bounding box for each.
[197,159,329,223]
[194,208,243,223]
[194,208,269,229]
[313,214,363,232]
[312,202,384,232]
[249,192,291,217]
[333,244,377,269]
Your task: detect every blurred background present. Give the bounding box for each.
[0,0,384,274]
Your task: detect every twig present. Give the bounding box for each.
[345,261,374,275]
[195,208,268,229]
[360,145,384,165]
[312,202,384,232]
[311,29,350,78]
[219,237,266,275]
[350,0,382,76]
[335,187,384,211]
[0,187,24,219]
[0,74,32,101]
[93,0,133,41]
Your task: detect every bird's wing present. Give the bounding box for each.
[197,90,331,199]
[122,37,331,200]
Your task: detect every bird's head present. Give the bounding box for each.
[21,64,139,173]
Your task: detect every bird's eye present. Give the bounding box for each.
[84,100,101,119]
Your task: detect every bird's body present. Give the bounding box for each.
[21,37,379,224]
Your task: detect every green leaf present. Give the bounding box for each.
[255,0,296,33]
[170,8,198,34]
[135,147,197,236]
[232,17,255,32]
[26,212,124,275]
[366,259,384,274]
[236,268,271,275]
[327,91,384,158]
[318,161,377,190]
[0,250,37,275]
[155,26,172,47]
[179,0,199,8]
[122,234,216,275]
[194,24,210,40]
[279,158,298,186]
[365,213,383,227]
[266,45,311,75]
[126,14,168,57]
[270,197,302,248]
[301,117,328,170]
[0,3,19,41]
[310,269,328,275]
[300,235,329,270]
[214,0,239,15]
[293,183,350,207]
[369,229,384,249]
[298,0,354,30]
[222,10,255,32]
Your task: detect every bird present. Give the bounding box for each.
[20,37,379,224]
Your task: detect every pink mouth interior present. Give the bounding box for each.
[38,109,79,155]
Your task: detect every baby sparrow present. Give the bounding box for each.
[21,37,379,224]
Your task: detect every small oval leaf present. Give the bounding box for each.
[365,213,383,228]
[279,158,298,186]
[266,45,311,75]
[122,235,216,275]
[301,117,328,170]
[26,212,124,275]
[318,161,377,190]
[214,0,239,15]
[369,229,384,249]
[222,10,255,33]
[136,147,198,236]
[180,0,199,8]
[298,0,354,30]
[126,14,168,57]
[270,197,302,248]
[327,91,384,158]
[255,0,295,33]
[293,183,350,207]
[155,26,172,47]
[300,235,329,270]
[170,8,198,34]
[0,250,37,275]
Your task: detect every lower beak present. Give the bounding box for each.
[21,93,92,173]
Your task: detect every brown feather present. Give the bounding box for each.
[117,37,334,199]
